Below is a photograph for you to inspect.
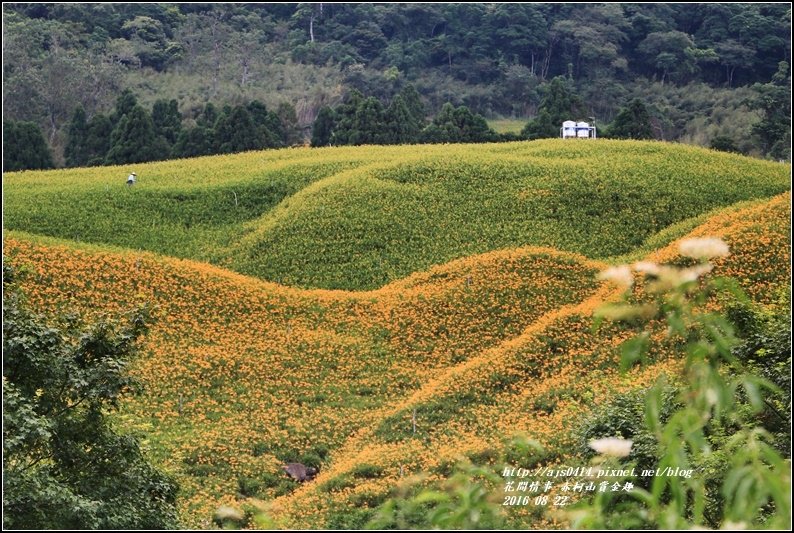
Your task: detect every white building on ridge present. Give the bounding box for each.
[561,120,596,139]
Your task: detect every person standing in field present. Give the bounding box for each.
[126,171,137,186]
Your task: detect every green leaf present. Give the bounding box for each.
[666,311,687,338]
[620,332,650,372]
[412,490,450,505]
[740,374,764,413]
[711,276,750,304]
[644,380,665,436]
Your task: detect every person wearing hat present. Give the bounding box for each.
[127,172,137,186]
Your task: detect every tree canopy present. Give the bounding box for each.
[3,120,55,171]
[522,77,586,140]
[2,3,790,163]
[2,265,180,529]
[608,99,654,140]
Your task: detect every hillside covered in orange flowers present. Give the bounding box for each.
[3,141,790,528]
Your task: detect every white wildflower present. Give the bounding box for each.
[645,265,686,292]
[632,261,661,276]
[598,265,633,288]
[705,388,719,406]
[679,238,730,260]
[589,437,633,458]
[680,263,714,283]
[214,506,244,522]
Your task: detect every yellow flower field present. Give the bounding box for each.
[3,140,790,528]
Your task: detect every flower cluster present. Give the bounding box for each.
[600,238,728,294]
[588,438,633,458]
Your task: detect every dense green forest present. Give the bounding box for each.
[2,3,791,167]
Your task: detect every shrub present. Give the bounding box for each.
[573,238,791,529]
[2,263,179,529]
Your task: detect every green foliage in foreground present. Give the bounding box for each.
[366,461,507,530]
[577,291,792,527]
[575,244,791,529]
[2,264,179,530]
[728,292,792,457]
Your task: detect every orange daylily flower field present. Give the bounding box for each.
[4,140,790,528]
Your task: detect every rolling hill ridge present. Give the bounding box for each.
[3,141,790,527]
[5,140,789,289]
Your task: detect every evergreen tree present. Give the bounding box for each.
[85,114,113,166]
[151,99,182,145]
[330,90,365,145]
[313,87,423,147]
[751,61,791,160]
[276,102,303,145]
[311,106,336,147]
[350,96,386,145]
[522,76,586,139]
[175,103,220,158]
[247,101,283,148]
[386,95,420,144]
[173,126,214,158]
[105,105,169,164]
[425,103,459,142]
[214,105,260,154]
[64,106,90,167]
[423,103,495,143]
[3,120,55,171]
[453,105,495,142]
[608,98,654,139]
[110,89,139,125]
[710,135,739,153]
[397,84,426,132]
[419,122,451,144]
[197,103,219,129]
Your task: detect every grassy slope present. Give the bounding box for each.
[487,118,528,134]
[264,193,791,529]
[3,142,790,527]
[4,140,790,290]
[4,192,790,528]
[3,150,371,261]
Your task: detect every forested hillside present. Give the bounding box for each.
[3,3,791,167]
